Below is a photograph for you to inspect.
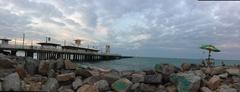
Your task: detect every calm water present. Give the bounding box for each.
[76,57,240,71]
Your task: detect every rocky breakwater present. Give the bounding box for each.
[0,54,240,92]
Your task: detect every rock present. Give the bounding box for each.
[218,73,228,79]
[111,78,133,92]
[226,68,240,76]
[170,72,201,92]
[25,57,39,75]
[200,87,212,92]
[181,63,191,71]
[77,84,98,92]
[156,85,167,92]
[96,80,110,92]
[0,54,16,69]
[38,60,50,75]
[15,64,27,79]
[42,78,59,92]
[64,60,76,70]
[72,77,83,90]
[232,76,240,83]
[0,82,2,91]
[219,85,237,92]
[56,72,75,82]
[75,69,93,78]
[83,76,102,85]
[102,72,120,84]
[56,59,64,69]
[139,83,157,92]
[166,85,177,92]
[47,69,56,78]
[194,70,206,79]
[21,81,42,91]
[144,74,162,84]
[207,75,221,90]
[232,83,240,92]
[131,73,144,83]
[58,86,74,92]
[155,64,176,76]
[131,83,140,91]
[3,73,21,91]
[212,67,226,75]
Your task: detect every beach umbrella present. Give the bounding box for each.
[200,44,220,62]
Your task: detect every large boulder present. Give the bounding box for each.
[226,68,240,76]
[144,74,162,84]
[101,72,121,84]
[131,73,145,83]
[15,64,27,79]
[207,76,221,90]
[139,83,157,92]
[24,57,39,75]
[200,87,212,92]
[170,72,201,92]
[166,85,177,92]
[155,64,177,76]
[219,85,237,92]
[111,78,133,92]
[0,54,16,69]
[64,60,76,70]
[42,78,59,92]
[38,60,50,75]
[72,77,83,90]
[95,80,110,92]
[181,63,191,71]
[56,59,64,69]
[77,84,98,92]
[58,86,74,92]
[211,67,226,75]
[75,69,93,78]
[83,76,102,85]
[56,72,75,82]
[2,73,21,91]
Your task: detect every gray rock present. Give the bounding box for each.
[56,59,64,69]
[233,83,240,92]
[181,63,191,71]
[139,83,157,92]
[218,73,228,79]
[144,74,162,84]
[72,77,83,90]
[131,83,140,91]
[83,76,102,85]
[194,70,206,79]
[0,54,16,69]
[25,57,39,75]
[42,78,59,92]
[3,73,21,91]
[170,72,201,92]
[102,72,120,84]
[96,80,110,92]
[155,64,177,76]
[75,69,93,78]
[226,68,240,76]
[38,60,50,75]
[131,73,145,83]
[56,72,75,82]
[47,69,56,78]
[207,75,221,90]
[58,86,74,92]
[200,87,212,92]
[219,85,237,92]
[0,82,2,91]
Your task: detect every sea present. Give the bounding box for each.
[76,57,240,71]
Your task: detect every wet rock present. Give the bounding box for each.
[56,72,75,82]
[56,59,64,69]
[166,85,177,92]
[226,68,240,76]
[77,84,98,92]
[155,64,177,76]
[72,77,83,90]
[0,54,16,69]
[144,74,162,84]
[75,69,92,78]
[16,64,27,79]
[64,60,76,70]
[95,80,110,92]
[3,73,21,91]
[139,83,157,92]
[207,75,221,90]
[131,73,144,83]
[181,63,191,71]
[47,69,56,78]
[111,78,133,92]
[58,86,74,92]
[170,72,201,92]
[42,78,59,92]
[83,76,102,85]
[25,57,39,75]
[200,87,212,92]
[219,85,237,92]
[38,60,50,75]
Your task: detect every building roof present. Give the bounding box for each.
[62,45,99,51]
[37,42,61,46]
[0,38,11,41]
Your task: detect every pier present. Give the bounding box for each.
[0,38,122,61]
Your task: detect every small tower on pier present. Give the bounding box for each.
[0,39,11,45]
[105,45,110,54]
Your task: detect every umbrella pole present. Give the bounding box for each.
[207,50,212,67]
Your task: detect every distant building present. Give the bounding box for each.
[37,42,61,49]
[0,39,11,45]
[62,45,99,53]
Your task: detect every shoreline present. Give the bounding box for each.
[0,54,240,92]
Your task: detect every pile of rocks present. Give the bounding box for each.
[0,54,240,92]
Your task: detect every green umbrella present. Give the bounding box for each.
[200,44,220,63]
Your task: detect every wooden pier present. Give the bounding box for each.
[0,39,122,61]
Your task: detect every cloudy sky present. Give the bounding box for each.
[0,0,240,60]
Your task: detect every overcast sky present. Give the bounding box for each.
[0,0,240,60]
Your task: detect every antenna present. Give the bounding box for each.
[22,33,25,48]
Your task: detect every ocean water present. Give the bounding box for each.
[76,57,240,71]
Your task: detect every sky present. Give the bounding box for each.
[0,0,240,60]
